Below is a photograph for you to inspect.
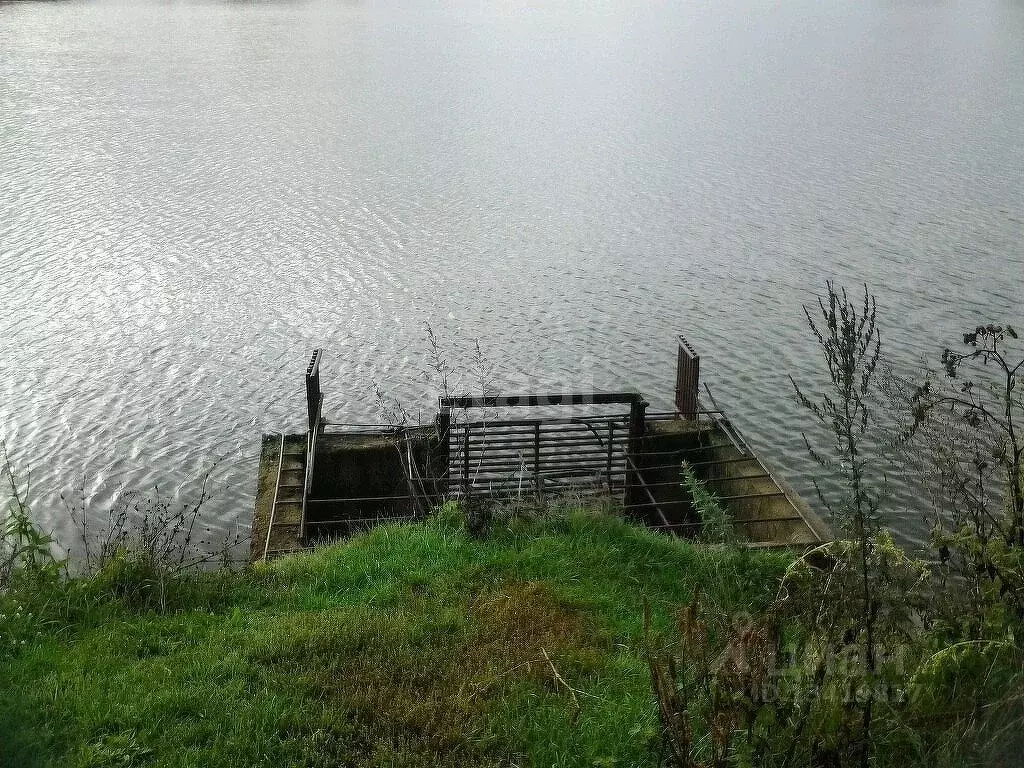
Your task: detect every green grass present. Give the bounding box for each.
[0,508,792,768]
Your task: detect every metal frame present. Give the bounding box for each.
[440,392,644,409]
[439,391,648,506]
[260,337,830,556]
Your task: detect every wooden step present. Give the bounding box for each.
[266,523,304,553]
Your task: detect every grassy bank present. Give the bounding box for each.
[0,508,791,768]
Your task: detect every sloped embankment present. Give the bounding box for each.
[0,509,791,767]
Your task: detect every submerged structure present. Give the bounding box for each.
[252,336,831,561]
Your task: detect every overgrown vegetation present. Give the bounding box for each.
[680,461,735,547]
[0,504,789,767]
[648,283,1023,767]
[56,469,245,612]
[1,443,63,589]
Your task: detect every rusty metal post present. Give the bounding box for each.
[462,427,471,499]
[301,349,324,547]
[435,406,451,498]
[606,421,615,493]
[533,422,542,498]
[305,349,323,432]
[675,335,700,420]
[624,398,648,511]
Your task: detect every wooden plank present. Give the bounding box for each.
[451,418,629,432]
[441,392,642,409]
[716,491,786,502]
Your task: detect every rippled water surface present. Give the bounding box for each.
[1,0,1021,553]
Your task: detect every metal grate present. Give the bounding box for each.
[437,392,648,505]
[447,416,631,499]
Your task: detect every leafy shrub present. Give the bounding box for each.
[681,460,735,546]
[1,443,63,589]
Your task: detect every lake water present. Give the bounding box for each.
[1,0,1021,555]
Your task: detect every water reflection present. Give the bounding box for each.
[0,0,1021,555]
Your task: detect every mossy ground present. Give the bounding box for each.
[0,509,791,768]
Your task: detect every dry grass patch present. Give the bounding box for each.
[257,581,603,765]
